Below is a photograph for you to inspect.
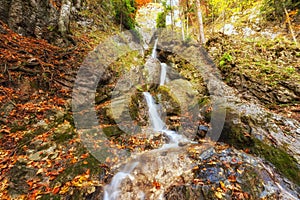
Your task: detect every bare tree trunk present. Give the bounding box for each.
[195,0,205,44]
[283,6,297,45]
[186,15,189,35]
[170,0,174,30]
[58,0,72,36]
[180,5,185,40]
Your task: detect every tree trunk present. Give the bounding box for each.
[195,0,205,44]
[170,0,174,30]
[58,0,72,36]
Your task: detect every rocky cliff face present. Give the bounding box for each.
[0,0,82,43]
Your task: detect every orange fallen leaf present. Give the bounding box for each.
[52,186,60,194]
[81,153,89,159]
[152,180,161,189]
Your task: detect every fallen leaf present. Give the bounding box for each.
[52,186,60,194]
[215,191,223,199]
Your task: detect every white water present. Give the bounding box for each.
[143,92,188,145]
[104,162,139,200]
[151,38,158,58]
[160,63,167,85]
[143,92,166,131]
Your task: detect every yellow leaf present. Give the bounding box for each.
[59,185,69,195]
[36,168,44,175]
[215,191,223,199]
[220,181,226,189]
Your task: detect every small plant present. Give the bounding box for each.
[219,52,233,66]
[156,12,167,28]
[285,66,295,74]
[47,25,56,32]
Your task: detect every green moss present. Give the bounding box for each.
[111,51,144,73]
[129,92,143,125]
[219,52,233,67]
[53,129,75,143]
[158,85,181,115]
[9,122,27,133]
[102,125,124,137]
[251,138,300,186]
[198,96,210,107]
[219,110,300,186]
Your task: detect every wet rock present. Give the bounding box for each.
[164,64,182,81]
[216,101,300,186]
[164,145,300,200]
[198,147,215,161]
[144,57,162,85]
[102,143,300,200]
[196,125,209,138]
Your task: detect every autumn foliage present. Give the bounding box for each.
[135,0,152,8]
[0,20,94,199]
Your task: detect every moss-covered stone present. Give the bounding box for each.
[251,138,300,186]
[102,125,125,137]
[218,108,300,186]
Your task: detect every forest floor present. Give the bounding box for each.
[0,19,116,199]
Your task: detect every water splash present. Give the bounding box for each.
[151,38,158,58]
[104,162,139,200]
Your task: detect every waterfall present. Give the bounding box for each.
[143,92,188,145]
[151,38,158,58]
[143,92,166,131]
[103,35,188,200]
[160,63,167,85]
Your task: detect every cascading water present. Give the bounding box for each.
[143,92,188,145]
[151,38,158,58]
[159,63,167,85]
[103,162,139,200]
[143,92,166,131]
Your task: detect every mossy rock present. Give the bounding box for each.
[218,108,300,186]
[158,79,199,115]
[102,125,125,137]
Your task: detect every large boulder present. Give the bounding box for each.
[144,57,162,85]
[158,79,199,114]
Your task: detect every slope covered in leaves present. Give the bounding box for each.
[0,19,112,199]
